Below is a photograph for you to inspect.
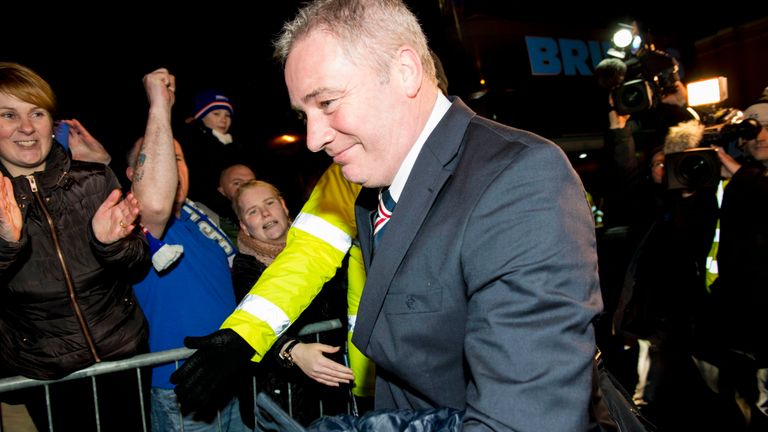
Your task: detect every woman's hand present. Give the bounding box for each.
[62,119,112,165]
[289,342,355,387]
[92,189,140,244]
[0,173,22,242]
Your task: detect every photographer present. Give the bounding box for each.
[611,118,723,430]
[595,57,698,384]
[693,100,768,430]
[594,46,701,247]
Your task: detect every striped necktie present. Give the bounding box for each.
[373,188,396,250]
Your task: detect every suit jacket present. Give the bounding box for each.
[352,98,603,431]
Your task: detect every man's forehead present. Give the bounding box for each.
[228,166,252,176]
[286,32,349,97]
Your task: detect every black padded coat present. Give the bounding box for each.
[0,145,150,380]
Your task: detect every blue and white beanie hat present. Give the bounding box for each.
[193,90,234,120]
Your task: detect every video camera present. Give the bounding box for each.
[665,148,720,190]
[700,107,762,148]
[665,109,762,190]
[596,48,681,115]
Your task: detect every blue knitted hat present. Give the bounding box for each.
[193,90,233,120]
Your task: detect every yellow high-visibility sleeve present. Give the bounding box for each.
[346,243,375,396]
[221,164,361,361]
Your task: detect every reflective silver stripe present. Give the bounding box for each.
[293,212,352,253]
[706,226,721,275]
[348,314,357,333]
[237,294,291,336]
[706,179,726,277]
[716,180,725,208]
[706,257,719,275]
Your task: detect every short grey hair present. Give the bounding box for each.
[273,0,436,85]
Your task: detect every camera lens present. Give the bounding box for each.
[621,87,643,108]
[613,79,652,115]
[666,148,721,190]
[680,155,714,185]
[737,118,762,141]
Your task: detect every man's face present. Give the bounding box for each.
[744,123,768,162]
[284,31,414,188]
[173,140,189,206]
[650,151,665,185]
[128,138,188,205]
[218,164,255,200]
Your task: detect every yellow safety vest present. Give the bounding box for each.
[221,164,375,396]
[705,179,729,292]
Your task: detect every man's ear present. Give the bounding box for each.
[126,166,134,182]
[396,46,423,98]
[217,185,226,197]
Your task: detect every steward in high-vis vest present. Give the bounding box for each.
[170,164,375,413]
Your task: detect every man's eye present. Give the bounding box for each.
[320,99,336,109]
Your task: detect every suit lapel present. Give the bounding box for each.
[355,188,377,269]
[353,98,475,352]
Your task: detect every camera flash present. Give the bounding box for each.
[688,77,728,106]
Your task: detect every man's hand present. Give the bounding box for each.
[170,329,255,418]
[143,68,176,109]
[715,145,741,178]
[661,81,688,107]
[608,94,630,130]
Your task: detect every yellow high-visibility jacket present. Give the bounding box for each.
[221,164,374,396]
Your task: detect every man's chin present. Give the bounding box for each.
[339,164,366,186]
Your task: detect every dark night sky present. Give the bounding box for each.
[3,2,765,200]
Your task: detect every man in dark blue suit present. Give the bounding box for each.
[274,0,603,430]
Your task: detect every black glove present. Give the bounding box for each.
[170,329,255,420]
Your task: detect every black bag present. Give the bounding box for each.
[591,355,657,432]
[255,392,462,432]
[255,356,656,432]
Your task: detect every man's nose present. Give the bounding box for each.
[305,115,335,153]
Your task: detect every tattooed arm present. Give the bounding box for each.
[126,68,177,238]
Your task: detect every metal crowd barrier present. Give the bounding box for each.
[0,319,349,432]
